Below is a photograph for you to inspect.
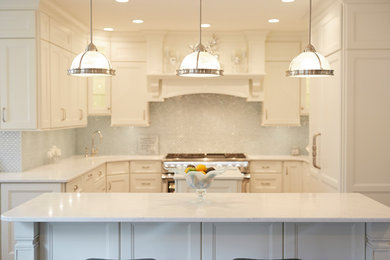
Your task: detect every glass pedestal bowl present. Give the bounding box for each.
[184,169,224,200]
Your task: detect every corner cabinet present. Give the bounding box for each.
[111,62,149,126]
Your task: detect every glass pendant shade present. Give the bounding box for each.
[68,0,115,77]
[286,44,334,77]
[68,43,115,77]
[177,45,223,77]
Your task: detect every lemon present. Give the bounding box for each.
[196,164,207,172]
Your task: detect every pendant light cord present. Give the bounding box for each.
[309,0,312,45]
[199,0,202,45]
[90,0,93,43]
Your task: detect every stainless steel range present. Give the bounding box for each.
[162,153,249,193]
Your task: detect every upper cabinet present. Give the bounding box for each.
[0,9,87,130]
[262,40,302,126]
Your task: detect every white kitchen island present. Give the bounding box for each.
[2,193,390,260]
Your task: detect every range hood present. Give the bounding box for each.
[145,31,268,102]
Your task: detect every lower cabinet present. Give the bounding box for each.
[36,222,371,260]
[0,183,63,260]
[283,161,303,192]
[107,174,130,192]
[130,173,161,193]
[250,173,282,193]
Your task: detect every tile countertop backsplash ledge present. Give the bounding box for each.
[0,155,309,183]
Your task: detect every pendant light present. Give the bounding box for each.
[286,0,333,77]
[68,0,115,77]
[177,0,223,77]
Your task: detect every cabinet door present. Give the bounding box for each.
[39,40,51,128]
[50,44,71,128]
[130,173,162,192]
[107,174,130,192]
[283,162,303,192]
[250,173,282,193]
[0,39,36,129]
[66,176,84,193]
[111,62,149,126]
[69,75,87,126]
[0,183,63,260]
[88,77,112,115]
[262,61,300,126]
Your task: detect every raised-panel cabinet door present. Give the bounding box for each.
[202,223,283,260]
[0,39,36,129]
[69,75,87,127]
[111,62,149,126]
[262,61,301,126]
[283,162,303,193]
[107,174,130,192]
[39,40,51,129]
[50,44,71,128]
[130,173,162,193]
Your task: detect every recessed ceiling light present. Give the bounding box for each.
[268,19,280,23]
[104,28,114,31]
[282,0,295,2]
[132,19,144,24]
[201,23,211,28]
[116,0,129,3]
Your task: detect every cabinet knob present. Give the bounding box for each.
[98,171,103,176]
[73,185,78,191]
[88,173,93,178]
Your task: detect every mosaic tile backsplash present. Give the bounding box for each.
[0,132,22,172]
[76,94,309,155]
[22,129,77,170]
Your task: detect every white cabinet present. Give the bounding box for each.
[66,165,106,193]
[284,223,365,260]
[308,51,342,192]
[0,183,63,260]
[107,162,130,192]
[107,174,130,192]
[262,61,301,126]
[129,161,161,193]
[202,223,283,259]
[130,173,162,193]
[250,161,282,193]
[111,62,149,126]
[88,77,111,115]
[0,39,37,129]
[283,161,303,193]
[50,44,87,128]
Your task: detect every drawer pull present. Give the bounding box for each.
[141,182,151,186]
[79,109,83,120]
[108,182,112,191]
[2,107,6,123]
[142,166,150,169]
[260,182,271,186]
[73,185,78,191]
[262,166,270,169]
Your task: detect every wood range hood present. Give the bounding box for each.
[145,31,268,102]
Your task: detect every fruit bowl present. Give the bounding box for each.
[184,169,224,200]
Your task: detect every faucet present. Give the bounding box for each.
[90,130,103,157]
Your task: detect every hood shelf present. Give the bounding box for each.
[147,73,265,102]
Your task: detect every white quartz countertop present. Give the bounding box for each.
[0,155,164,183]
[3,193,390,223]
[0,155,308,183]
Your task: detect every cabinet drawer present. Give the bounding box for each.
[250,161,282,173]
[130,161,161,173]
[83,165,106,192]
[107,161,129,175]
[130,173,162,193]
[0,11,35,38]
[250,173,282,193]
[66,176,83,193]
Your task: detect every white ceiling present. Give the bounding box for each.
[48,0,327,32]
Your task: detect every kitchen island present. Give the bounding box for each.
[2,193,390,260]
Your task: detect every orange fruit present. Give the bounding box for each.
[196,164,207,172]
